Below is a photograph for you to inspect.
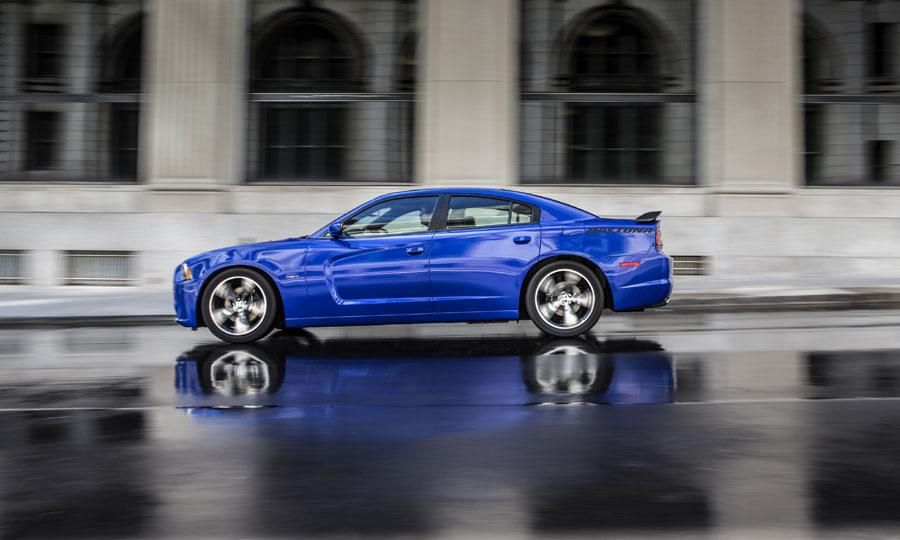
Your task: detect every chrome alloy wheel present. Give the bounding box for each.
[208,276,268,336]
[534,269,596,330]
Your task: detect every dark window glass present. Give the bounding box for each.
[397,33,416,92]
[447,197,516,230]
[25,110,60,171]
[804,105,823,184]
[101,20,143,93]
[254,16,359,93]
[570,16,659,92]
[261,104,347,181]
[867,23,895,80]
[342,196,438,237]
[111,104,140,180]
[803,26,821,93]
[511,203,534,224]
[397,33,417,180]
[867,140,891,184]
[25,24,65,83]
[567,103,660,183]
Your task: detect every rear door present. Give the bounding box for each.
[428,195,541,314]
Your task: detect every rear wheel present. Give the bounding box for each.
[526,261,604,337]
[201,268,277,344]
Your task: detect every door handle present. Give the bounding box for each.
[406,246,425,255]
[513,236,531,245]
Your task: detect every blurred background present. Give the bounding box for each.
[0,0,897,289]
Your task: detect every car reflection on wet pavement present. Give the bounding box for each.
[176,333,675,409]
[2,312,900,538]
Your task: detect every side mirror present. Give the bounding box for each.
[328,222,344,238]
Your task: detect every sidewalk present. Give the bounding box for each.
[2,277,900,326]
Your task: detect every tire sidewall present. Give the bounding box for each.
[201,268,277,343]
[526,261,604,337]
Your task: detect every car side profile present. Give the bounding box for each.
[173,188,672,343]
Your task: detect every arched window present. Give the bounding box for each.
[568,13,659,92]
[100,15,143,181]
[253,11,363,93]
[251,10,364,181]
[565,10,662,183]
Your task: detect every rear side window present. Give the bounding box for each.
[446,196,536,230]
[511,202,534,224]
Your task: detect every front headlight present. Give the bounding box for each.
[181,263,193,281]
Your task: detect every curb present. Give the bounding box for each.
[0,315,175,329]
[2,291,900,328]
[664,291,900,313]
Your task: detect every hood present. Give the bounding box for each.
[185,237,312,269]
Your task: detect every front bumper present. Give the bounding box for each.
[173,277,202,328]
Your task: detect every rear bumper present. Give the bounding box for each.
[608,253,673,312]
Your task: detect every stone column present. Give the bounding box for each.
[701,0,800,194]
[700,0,801,277]
[417,0,518,185]
[144,0,246,204]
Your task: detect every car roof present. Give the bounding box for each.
[369,187,594,221]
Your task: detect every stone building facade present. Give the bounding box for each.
[0,0,898,287]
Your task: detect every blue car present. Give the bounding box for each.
[173,188,672,343]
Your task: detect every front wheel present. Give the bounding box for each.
[201,268,277,343]
[525,261,604,337]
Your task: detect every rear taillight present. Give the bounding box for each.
[655,225,663,249]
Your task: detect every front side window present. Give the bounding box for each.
[341,196,438,237]
[446,196,535,230]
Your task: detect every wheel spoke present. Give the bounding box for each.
[540,276,555,295]
[562,309,579,328]
[572,292,592,308]
[215,283,236,300]
[241,278,255,296]
[247,300,264,320]
[539,301,557,322]
[233,312,251,334]
[213,307,232,326]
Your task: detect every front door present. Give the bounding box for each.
[304,195,439,321]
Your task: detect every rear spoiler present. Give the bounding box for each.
[635,211,661,223]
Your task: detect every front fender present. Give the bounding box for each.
[175,247,307,329]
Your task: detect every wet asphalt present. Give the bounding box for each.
[2,310,900,539]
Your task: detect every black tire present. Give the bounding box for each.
[201,268,278,344]
[525,261,604,337]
